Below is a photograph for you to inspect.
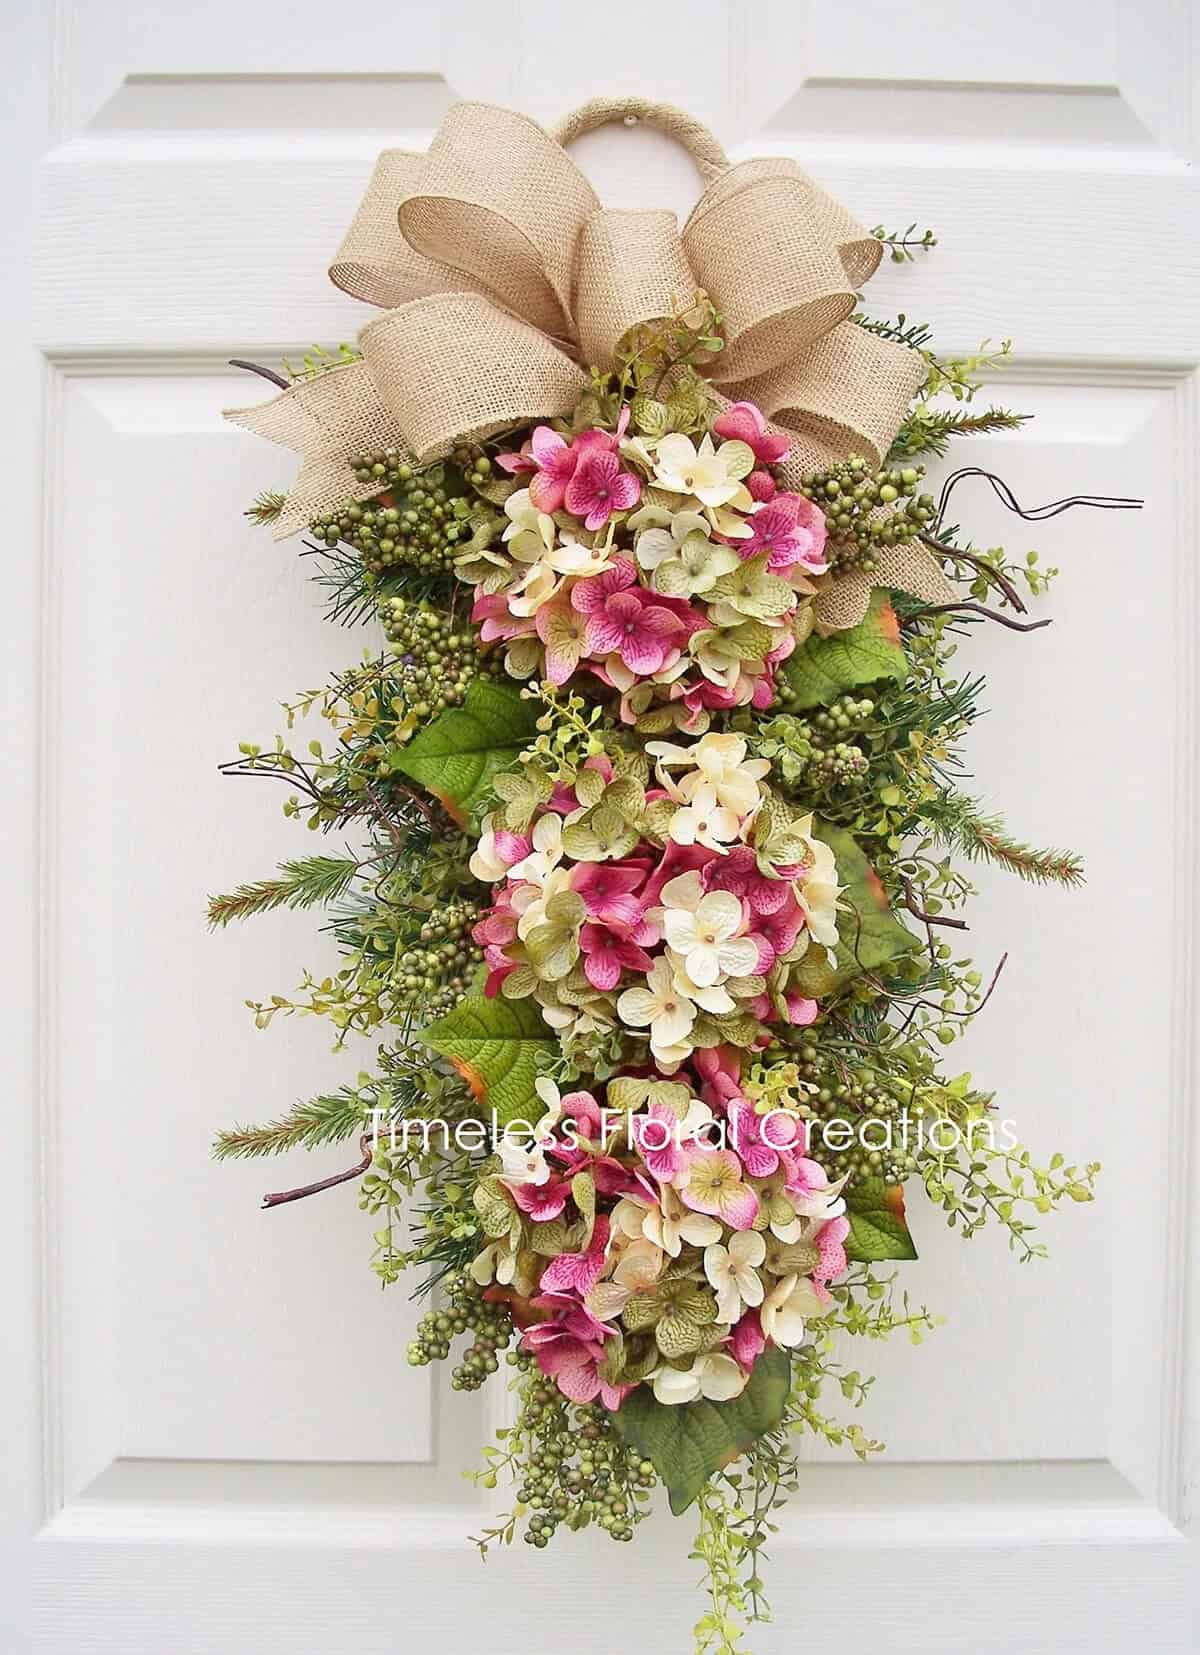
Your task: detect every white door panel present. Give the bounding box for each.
[9,1,1198,1650]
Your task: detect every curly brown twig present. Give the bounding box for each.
[262,1135,373,1209]
[919,533,1027,614]
[911,602,1051,634]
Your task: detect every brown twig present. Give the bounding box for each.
[229,358,290,390]
[262,1135,373,1209]
[910,602,1051,634]
[901,877,969,931]
[919,533,1027,614]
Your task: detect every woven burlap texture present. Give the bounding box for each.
[227,95,949,625]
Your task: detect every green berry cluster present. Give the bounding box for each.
[752,694,874,795]
[799,456,936,575]
[507,1371,656,1547]
[381,597,501,716]
[310,456,475,576]
[789,1033,922,1184]
[407,1268,514,1389]
[391,900,479,1019]
[449,443,496,491]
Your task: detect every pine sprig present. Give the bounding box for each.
[213,1087,366,1159]
[932,793,1085,886]
[892,407,1031,459]
[207,855,362,927]
[246,489,287,525]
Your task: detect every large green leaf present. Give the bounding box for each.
[612,1349,791,1515]
[390,679,539,828]
[792,821,919,995]
[843,1178,918,1263]
[419,991,555,1127]
[782,591,908,710]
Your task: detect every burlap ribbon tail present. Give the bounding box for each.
[226,97,958,629]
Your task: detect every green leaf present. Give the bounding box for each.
[612,1349,792,1515]
[781,591,908,710]
[792,821,919,995]
[843,1178,918,1263]
[390,679,539,828]
[419,991,555,1127]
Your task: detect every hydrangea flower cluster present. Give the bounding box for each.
[470,734,841,1069]
[463,401,828,734]
[472,1065,849,1408]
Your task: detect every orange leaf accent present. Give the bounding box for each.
[877,598,901,644]
[449,1056,488,1103]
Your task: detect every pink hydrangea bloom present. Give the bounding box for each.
[572,404,631,456]
[526,424,582,514]
[641,839,718,908]
[726,1097,803,1179]
[812,1214,850,1298]
[693,1046,746,1110]
[631,1101,693,1183]
[471,591,538,645]
[713,401,791,466]
[528,1292,614,1342]
[746,468,777,502]
[472,902,520,997]
[731,1310,766,1372]
[750,891,806,963]
[705,845,792,916]
[737,492,828,575]
[579,921,655,992]
[575,583,685,674]
[564,450,641,530]
[538,1215,611,1296]
[572,859,652,929]
[524,1329,631,1409]
[785,992,819,1026]
[510,1176,570,1221]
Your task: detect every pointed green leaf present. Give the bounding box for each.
[843,1178,917,1263]
[612,1349,792,1514]
[420,991,555,1127]
[390,679,539,828]
[781,591,908,710]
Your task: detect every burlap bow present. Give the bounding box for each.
[227,95,958,629]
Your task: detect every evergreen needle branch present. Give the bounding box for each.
[213,1087,368,1159]
[931,793,1086,887]
[207,855,362,927]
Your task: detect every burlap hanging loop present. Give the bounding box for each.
[225,94,959,627]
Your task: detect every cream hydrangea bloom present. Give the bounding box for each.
[659,871,759,986]
[652,433,755,513]
[704,1229,767,1325]
[667,784,743,851]
[652,1350,748,1406]
[468,814,515,883]
[616,956,697,1055]
[792,811,843,954]
[759,1272,824,1347]
[648,732,770,816]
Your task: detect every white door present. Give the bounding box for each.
[8,1,1199,1650]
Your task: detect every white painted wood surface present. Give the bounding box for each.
[6,1,1200,1650]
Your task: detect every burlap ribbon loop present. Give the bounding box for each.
[227,94,959,629]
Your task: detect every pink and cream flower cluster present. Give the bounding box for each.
[471,1062,850,1408]
[470,734,842,1069]
[464,401,828,733]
